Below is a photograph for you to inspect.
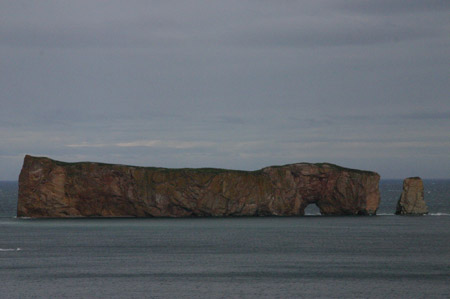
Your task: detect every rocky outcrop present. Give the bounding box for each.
[396,177,428,215]
[17,155,380,218]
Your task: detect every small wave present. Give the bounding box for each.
[377,213,450,216]
[0,248,21,252]
[428,213,450,216]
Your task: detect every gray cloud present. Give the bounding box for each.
[230,13,440,48]
[2,1,447,49]
[337,0,450,15]
[400,111,450,120]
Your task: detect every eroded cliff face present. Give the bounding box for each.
[18,155,380,217]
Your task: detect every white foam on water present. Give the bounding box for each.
[377,213,450,216]
[0,248,21,252]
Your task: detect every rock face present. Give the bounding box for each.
[396,177,428,215]
[17,155,380,218]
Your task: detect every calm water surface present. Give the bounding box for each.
[0,180,449,298]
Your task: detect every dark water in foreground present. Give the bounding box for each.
[0,180,449,298]
[1,217,449,298]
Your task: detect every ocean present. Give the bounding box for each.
[0,180,449,298]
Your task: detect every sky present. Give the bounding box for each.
[1,0,449,180]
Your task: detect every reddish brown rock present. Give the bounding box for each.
[17,155,380,218]
[395,177,428,215]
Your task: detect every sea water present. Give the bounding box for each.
[0,180,449,298]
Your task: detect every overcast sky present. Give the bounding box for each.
[1,0,449,180]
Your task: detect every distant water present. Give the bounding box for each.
[0,181,17,217]
[0,180,449,298]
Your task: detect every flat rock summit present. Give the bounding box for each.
[18,155,380,218]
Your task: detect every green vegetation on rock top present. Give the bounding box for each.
[264,162,376,175]
[27,155,376,175]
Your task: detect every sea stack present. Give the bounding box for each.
[17,155,380,218]
[395,177,428,215]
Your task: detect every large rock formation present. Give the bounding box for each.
[17,155,380,218]
[396,177,428,215]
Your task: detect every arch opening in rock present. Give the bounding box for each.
[304,203,321,215]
